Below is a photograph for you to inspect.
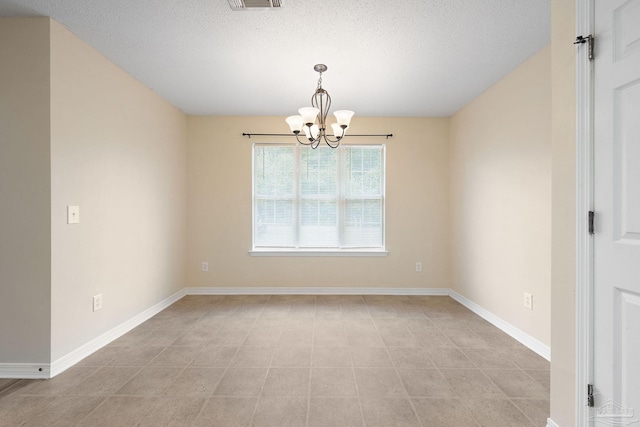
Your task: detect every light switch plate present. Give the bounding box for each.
[67,206,80,224]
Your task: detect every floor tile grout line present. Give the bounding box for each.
[305,295,316,427]
[481,367,551,401]
[247,294,292,426]
[351,352,367,426]
[509,398,536,427]
[64,363,146,427]
[342,298,368,426]
[71,393,118,426]
[1,295,549,426]
[83,302,216,425]
[187,296,245,426]
[382,321,430,427]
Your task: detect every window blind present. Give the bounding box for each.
[253,144,385,250]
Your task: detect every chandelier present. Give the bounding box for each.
[285,64,354,149]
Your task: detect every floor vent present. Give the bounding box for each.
[228,0,283,10]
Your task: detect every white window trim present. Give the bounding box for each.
[249,249,389,257]
[252,143,387,254]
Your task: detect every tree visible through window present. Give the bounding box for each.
[253,144,385,250]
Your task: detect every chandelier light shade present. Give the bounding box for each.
[285,64,354,149]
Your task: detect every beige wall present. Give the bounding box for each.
[3,13,578,419]
[187,116,450,289]
[49,20,188,361]
[0,18,52,364]
[449,46,552,346]
[550,0,576,424]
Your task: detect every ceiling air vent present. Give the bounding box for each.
[228,0,283,10]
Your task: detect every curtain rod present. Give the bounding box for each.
[242,133,393,139]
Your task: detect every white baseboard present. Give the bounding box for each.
[191,287,550,361]
[3,286,550,379]
[546,418,559,427]
[185,286,450,296]
[0,363,50,379]
[47,288,186,378]
[449,290,551,361]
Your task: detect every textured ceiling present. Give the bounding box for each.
[0,0,550,117]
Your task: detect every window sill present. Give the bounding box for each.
[249,249,389,257]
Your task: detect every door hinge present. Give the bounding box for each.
[589,211,595,235]
[587,384,595,407]
[574,35,595,60]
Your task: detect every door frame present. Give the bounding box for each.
[575,0,594,425]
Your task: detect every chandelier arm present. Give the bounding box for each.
[323,133,341,143]
[324,92,332,129]
[295,130,328,149]
[319,93,325,128]
[311,93,322,128]
[324,93,331,128]
[312,90,332,130]
[294,132,315,146]
[322,134,342,148]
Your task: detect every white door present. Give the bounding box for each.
[593,0,640,424]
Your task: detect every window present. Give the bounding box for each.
[253,144,385,254]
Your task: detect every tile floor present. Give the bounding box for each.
[0,295,550,426]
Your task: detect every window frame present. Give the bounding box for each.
[251,142,388,257]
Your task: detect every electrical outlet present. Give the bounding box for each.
[202,261,209,272]
[524,292,533,310]
[93,294,103,312]
[416,262,422,272]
